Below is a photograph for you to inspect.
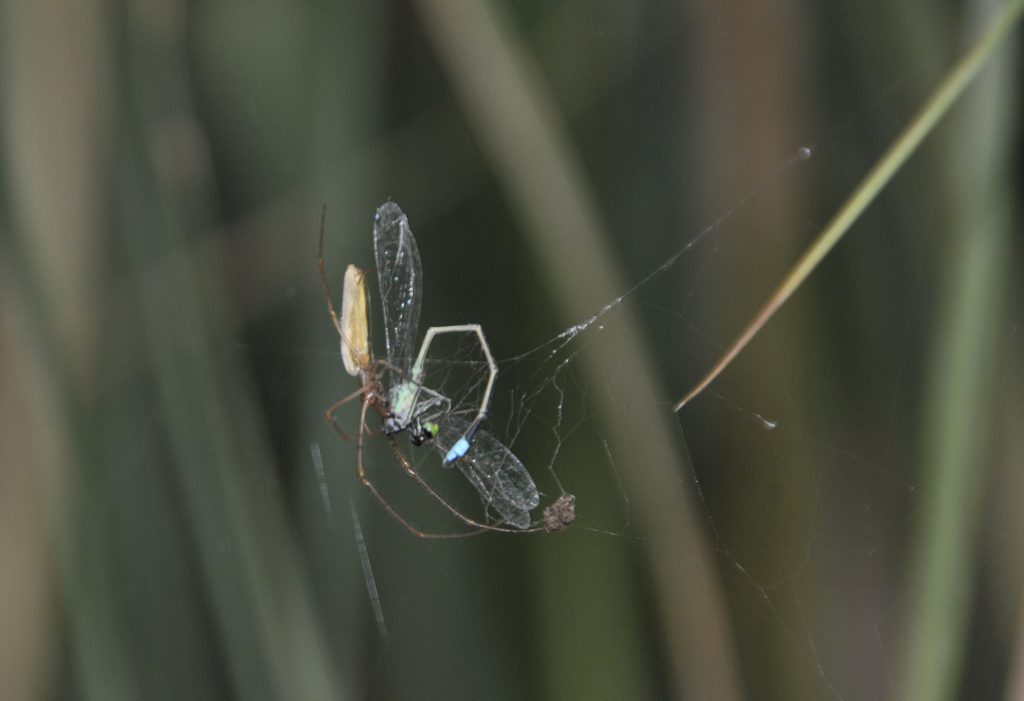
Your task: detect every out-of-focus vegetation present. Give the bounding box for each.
[1,1,1021,700]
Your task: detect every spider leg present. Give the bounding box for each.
[352,396,481,540]
[385,435,548,534]
[324,381,372,442]
[317,206,344,337]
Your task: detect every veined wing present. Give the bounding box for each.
[373,202,422,374]
[434,416,539,529]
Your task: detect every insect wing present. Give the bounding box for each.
[373,202,422,375]
[435,417,539,529]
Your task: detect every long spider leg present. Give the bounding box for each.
[324,382,373,443]
[385,436,546,534]
[353,393,486,539]
[317,206,344,337]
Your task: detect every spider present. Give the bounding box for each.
[318,202,572,537]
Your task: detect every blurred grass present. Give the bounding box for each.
[899,3,1021,700]
[1,1,1022,700]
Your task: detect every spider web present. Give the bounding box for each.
[393,142,815,536]
[321,110,1017,701]
[302,28,1020,701]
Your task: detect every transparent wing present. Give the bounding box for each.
[434,416,539,529]
[373,202,422,374]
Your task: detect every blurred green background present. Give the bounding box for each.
[2,1,1022,699]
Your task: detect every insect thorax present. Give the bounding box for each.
[386,381,447,445]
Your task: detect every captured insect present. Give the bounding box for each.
[318,201,574,536]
